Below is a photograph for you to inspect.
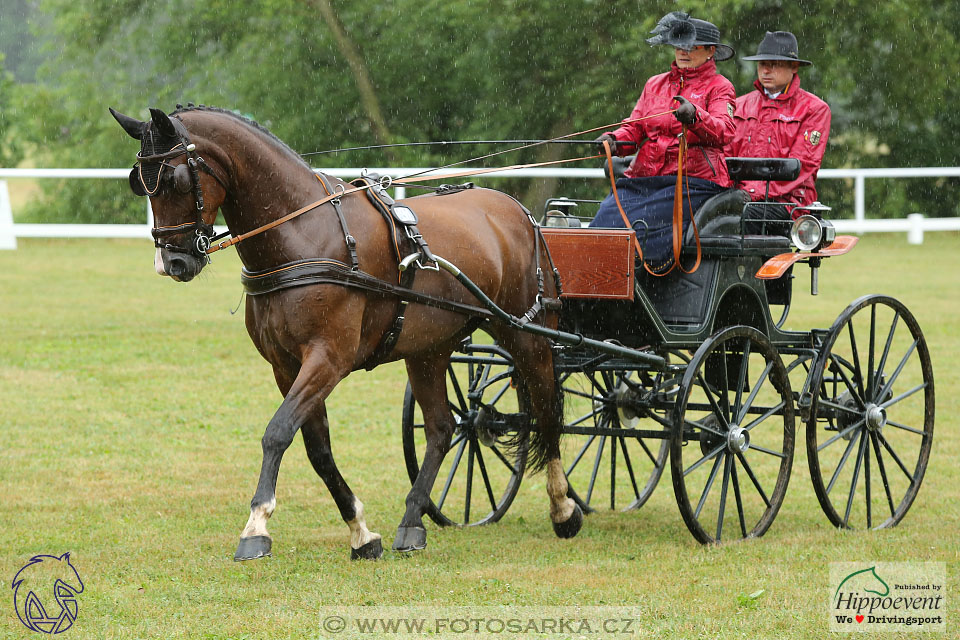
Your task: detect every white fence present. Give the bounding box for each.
[2,166,959,249]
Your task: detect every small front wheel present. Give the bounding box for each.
[671,326,795,544]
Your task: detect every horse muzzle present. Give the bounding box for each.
[156,246,206,282]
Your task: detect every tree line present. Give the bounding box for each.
[1,0,958,223]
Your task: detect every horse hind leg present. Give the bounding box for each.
[301,406,382,560]
[393,354,457,553]
[499,332,583,539]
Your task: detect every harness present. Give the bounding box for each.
[129,116,230,259]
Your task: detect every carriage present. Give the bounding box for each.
[400,156,935,544]
[115,106,933,558]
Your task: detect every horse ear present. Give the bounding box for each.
[149,107,178,138]
[109,107,144,140]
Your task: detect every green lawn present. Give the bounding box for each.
[1,235,957,639]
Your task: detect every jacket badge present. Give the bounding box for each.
[810,130,822,145]
[727,102,734,118]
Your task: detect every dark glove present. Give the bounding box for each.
[673,96,697,125]
[594,133,618,149]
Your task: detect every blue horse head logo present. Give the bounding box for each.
[12,553,84,634]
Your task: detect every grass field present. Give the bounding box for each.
[1,234,957,639]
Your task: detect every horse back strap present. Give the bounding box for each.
[315,174,359,270]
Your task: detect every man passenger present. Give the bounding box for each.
[726,31,831,235]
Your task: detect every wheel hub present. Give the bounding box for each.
[865,403,887,432]
[615,380,642,427]
[726,425,750,453]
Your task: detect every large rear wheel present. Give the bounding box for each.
[806,295,934,530]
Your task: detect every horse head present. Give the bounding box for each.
[110,107,229,282]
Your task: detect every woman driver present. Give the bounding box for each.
[591,12,736,271]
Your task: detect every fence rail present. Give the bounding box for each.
[2,166,959,249]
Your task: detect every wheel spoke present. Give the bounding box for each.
[876,339,919,403]
[742,400,786,432]
[843,430,868,527]
[566,435,597,476]
[867,305,877,400]
[489,444,520,475]
[827,353,865,409]
[437,437,468,511]
[877,431,916,484]
[637,436,659,465]
[610,435,618,509]
[731,460,748,538]
[464,440,477,523]
[871,311,900,398]
[448,364,469,410]
[716,453,732,541]
[847,320,866,404]
[685,417,726,438]
[619,436,641,502]
[684,441,726,477]
[735,451,771,508]
[886,420,926,436]
[695,453,724,518]
[733,340,752,419]
[720,347,732,420]
[865,432,872,529]
[585,435,607,505]
[817,416,867,452]
[826,430,861,496]
[567,406,604,428]
[473,444,498,513]
[869,431,897,518]
[817,397,863,418]
[695,372,730,429]
[487,379,511,406]
[880,382,927,410]
[738,361,773,424]
[748,443,786,459]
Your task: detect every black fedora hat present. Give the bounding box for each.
[646,12,735,62]
[742,31,812,66]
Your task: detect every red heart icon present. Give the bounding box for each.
[856,615,864,623]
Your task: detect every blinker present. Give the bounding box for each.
[128,166,147,197]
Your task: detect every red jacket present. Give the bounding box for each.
[608,60,737,187]
[726,75,831,209]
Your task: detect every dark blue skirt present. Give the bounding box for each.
[589,176,725,266]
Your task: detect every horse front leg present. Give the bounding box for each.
[393,354,456,552]
[234,353,344,561]
[301,404,382,560]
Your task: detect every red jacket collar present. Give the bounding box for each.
[753,73,801,100]
[669,59,718,82]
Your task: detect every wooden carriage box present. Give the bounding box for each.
[540,227,635,300]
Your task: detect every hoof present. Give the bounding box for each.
[350,538,383,560]
[234,535,272,561]
[552,504,583,539]
[392,526,427,552]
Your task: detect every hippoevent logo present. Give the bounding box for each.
[830,562,945,632]
[11,553,84,634]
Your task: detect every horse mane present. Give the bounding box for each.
[170,105,314,172]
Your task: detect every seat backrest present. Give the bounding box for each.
[726,157,800,182]
[685,188,750,240]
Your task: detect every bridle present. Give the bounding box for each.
[129,117,230,260]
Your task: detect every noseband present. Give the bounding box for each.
[130,117,230,260]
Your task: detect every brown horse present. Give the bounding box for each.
[110,106,582,560]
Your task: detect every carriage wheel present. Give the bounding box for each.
[401,335,528,527]
[671,326,795,544]
[806,295,934,530]
[560,364,673,513]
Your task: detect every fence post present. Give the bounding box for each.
[907,213,924,245]
[854,174,866,234]
[0,180,16,249]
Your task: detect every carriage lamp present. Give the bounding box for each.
[791,215,836,252]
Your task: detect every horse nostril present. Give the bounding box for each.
[168,257,187,278]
